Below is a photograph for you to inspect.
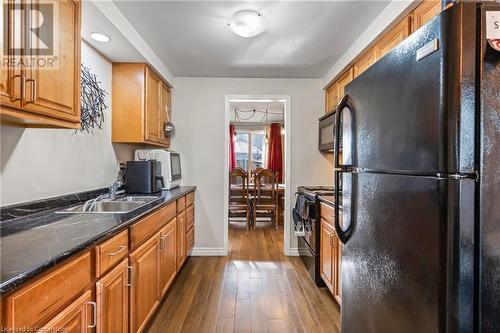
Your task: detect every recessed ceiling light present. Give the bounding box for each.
[228,10,264,38]
[90,32,110,43]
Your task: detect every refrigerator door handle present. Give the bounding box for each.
[334,170,349,244]
[334,94,355,169]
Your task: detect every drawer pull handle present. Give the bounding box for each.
[159,235,167,251]
[127,265,133,287]
[26,78,37,103]
[108,245,126,256]
[12,74,26,101]
[87,301,97,328]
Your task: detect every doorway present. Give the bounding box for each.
[224,95,291,255]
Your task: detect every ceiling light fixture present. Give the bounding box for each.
[228,10,264,38]
[90,32,110,43]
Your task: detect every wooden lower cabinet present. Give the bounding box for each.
[129,233,161,333]
[177,211,186,269]
[38,290,93,333]
[320,219,335,293]
[335,239,342,303]
[160,218,178,297]
[96,259,129,333]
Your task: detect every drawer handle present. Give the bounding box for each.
[127,265,133,287]
[159,235,167,251]
[108,245,126,256]
[25,78,37,103]
[12,74,26,101]
[87,301,97,328]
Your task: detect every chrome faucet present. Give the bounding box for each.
[83,169,125,212]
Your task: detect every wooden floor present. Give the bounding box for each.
[146,222,341,333]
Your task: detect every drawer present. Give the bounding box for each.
[185,204,194,234]
[320,202,334,224]
[177,196,186,213]
[130,202,176,249]
[95,230,129,277]
[3,252,91,329]
[186,226,194,256]
[186,191,194,207]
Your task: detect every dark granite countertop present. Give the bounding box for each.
[0,186,196,295]
[318,195,335,206]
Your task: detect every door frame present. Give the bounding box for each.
[224,95,292,255]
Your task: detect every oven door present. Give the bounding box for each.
[318,111,335,152]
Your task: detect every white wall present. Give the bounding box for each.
[0,42,136,206]
[171,77,333,253]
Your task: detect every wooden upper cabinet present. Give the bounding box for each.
[96,259,129,333]
[375,16,411,61]
[112,63,171,148]
[159,82,171,145]
[353,48,376,78]
[145,67,161,143]
[337,68,354,101]
[412,1,442,32]
[0,0,81,128]
[38,290,93,333]
[129,233,161,333]
[325,82,338,113]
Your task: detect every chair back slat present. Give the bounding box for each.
[229,168,248,204]
[254,169,277,205]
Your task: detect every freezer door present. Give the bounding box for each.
[340,4,476,174]
[340,172,474,333]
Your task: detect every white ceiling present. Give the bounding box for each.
[84,1,390,79]
[230,100,284,124]
[81,2,144,62]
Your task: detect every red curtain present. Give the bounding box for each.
[229,125,236,170]
[267,123,283,182]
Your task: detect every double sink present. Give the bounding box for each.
[58,196,162,214]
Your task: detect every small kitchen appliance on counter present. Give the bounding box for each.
[124,160,164,194]
[134,149,182,190]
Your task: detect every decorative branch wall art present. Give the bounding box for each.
[79,64,108,133]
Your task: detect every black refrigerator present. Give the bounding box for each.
[333,3,499,332]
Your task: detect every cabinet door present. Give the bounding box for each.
[96,259,129,333]
[0,0,22,110]
[353,48,376,78]
[23,0,80,124]
[375,16,411,60]
[334,237,342,303]
[177,211,186,269]
[325,82,338,113]
[337,68,354,101]
[159,219,177,297]
[320,219,334,293]
[412,0,441,31]
[145,67,161,143]
[159,82,171,146]
[38,290,93,333]
[129,234,160,333]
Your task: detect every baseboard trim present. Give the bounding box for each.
[285,248,300,256]
[189,247,227,256]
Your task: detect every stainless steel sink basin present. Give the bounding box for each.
[56,195,162,214]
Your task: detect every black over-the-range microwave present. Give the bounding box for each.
[318,110,336,152]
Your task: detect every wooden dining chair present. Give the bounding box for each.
[253,169,279,230]
[229,168,251,229]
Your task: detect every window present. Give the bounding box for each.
[234,129,266,173]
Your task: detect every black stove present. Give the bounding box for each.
[294,185,334,287]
